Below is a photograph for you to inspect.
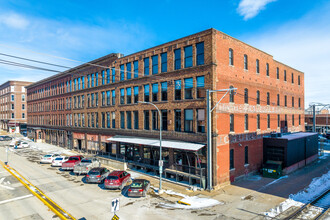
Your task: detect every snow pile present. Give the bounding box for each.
[265,170,330,217]
[29,142,74,155]
[159,189,222,209]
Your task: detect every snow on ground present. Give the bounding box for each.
[264,175,288,187]
[319,152,329,160]
[264,170,330,217]
[155,188,222,210]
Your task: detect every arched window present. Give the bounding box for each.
[229,85,234,103]
[244,54,248,70]
[244,88,248,104]
[256,59,259,73]
[229,48,234,66]
[266,63,269,76]
[256,90,260,105]
[267,92,270,105]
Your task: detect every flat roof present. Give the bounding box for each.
[265,132,318,141]
[107,135,205,151]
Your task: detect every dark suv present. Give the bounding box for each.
[86,167,110,184]
[104,171,131,190]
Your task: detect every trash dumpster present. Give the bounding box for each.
[262,160,282,179]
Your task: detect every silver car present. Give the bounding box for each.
[73,157,100,175]
[86,167,110,184]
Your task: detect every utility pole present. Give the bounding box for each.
[206,87,237,191]
[313,105,316,132]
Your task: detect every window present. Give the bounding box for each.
[144,57,149,76]
[174,48,181,70]
[256,59,259,73]
[292,115,295,126]
[196,109,205,133]
[101,91,105,106]
[266,63,269,76]
[91,113,95,127]
[82,76,85,89]
[152,55,158,74]
[184,45,193,68]
[161,82,167,101]
[127,111,132,129]
[196,76,205,98]
[267,92,270,105]
[230,149,234,169]
[126,63,131,80]
[291,73,294,84]
[144,110,149,130]
[12,113,14,119]
[102,70,105,85]
[22,113,25,119]
[134,111,139,129]
[144,85,150,102]
[161,53,167,72]
[175,110,181,132]
[106,69,110,84]
[245,146,248,165]
[284,70,287,81]
[277,94,280,106]
[120,64,125,81]
[299,98,301,108]
[256,90,260,105]
[244,54,248,70]
[299,115,301,125]
[22,94,25,101]
[11,94,14,101]
[229,86,235,103]
[74,78,77,90]
[229,48,234,66]
[285,95,287,107]
[102,112,105,128]
[95,92,98,107]
[134,61,139,78]
[152,110,158,130]
[277,67,279,79]
[257,114,260,129]
[196,42,204,65]
[111,67,116,83]
[244,114,249,130]
[134,86,139,103]
[112,90,116,105]
[278,114,280,127]
[162,110,168,131]
[91,73,95,87]
[184,78,193,99]
[292,97,294,107]
[152,83,158,102]
[184,109,193,132]
[298,75,301,85]
[229,114,235,132]
[120,111,125,129]
[126,88,132,104]
[95,72,98,86]
[22,104,25,110]
[244,88,248,104]
[111,112,116,128]
[11,104,14,110]
[107,112,110,128]
[175,80,181,100]
[120,88,125,104]
[267,114,270,128]
[106,91,110,105]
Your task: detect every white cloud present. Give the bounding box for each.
[242,3,330,106]
[0,13,29,29]
[237,0,277,20]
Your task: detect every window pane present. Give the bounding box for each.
[174,49,181,70]
[152,55,158,74]
[161,53,167,73]
[184,46,192,68]
[196,42,204,65]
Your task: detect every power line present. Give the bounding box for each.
[0,59,61,73]
[0,52,71,69]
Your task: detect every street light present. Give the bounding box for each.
[138,101,163,194]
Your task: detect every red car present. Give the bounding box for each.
[104,171,131,190]
[61,155,84,171]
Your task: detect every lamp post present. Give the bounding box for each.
[138,101,163,194]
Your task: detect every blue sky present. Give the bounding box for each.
[0,0,329,106]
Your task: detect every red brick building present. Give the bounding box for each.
[0,81,32,133]
[26,28,304,189]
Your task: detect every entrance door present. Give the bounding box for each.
[78,139,82,150]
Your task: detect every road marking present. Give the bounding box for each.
[0,194,33,205]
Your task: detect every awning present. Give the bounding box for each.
[107,135,205,151]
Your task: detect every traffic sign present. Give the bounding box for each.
[111,198,120,213]
[111,214,119,220]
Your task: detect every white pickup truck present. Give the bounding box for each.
[73,157,101,175]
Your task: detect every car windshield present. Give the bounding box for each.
[107,176,119,180]
[81,160,92,163]
[70,157,79,160]
[44,155,51,157]
[131,182,143,188]
[55,158,63,160]
[89,171,100,175]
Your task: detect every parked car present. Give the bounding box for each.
[127,179,151,197]
[18,142,29,148]
[51,156,69,167]
[40,154,61,164]
[73,157,101,175]
[85,167,110,184]
[104,171,131,190]
[61,155,84,171]
[9,139,21,147]
[0,136,11,141]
